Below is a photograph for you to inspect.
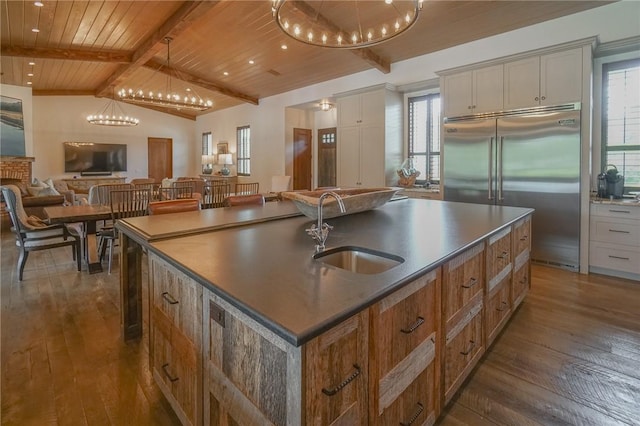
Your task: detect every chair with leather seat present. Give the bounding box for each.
[223,194,265,207]
[1,185,81,281]
[148,198,201,215]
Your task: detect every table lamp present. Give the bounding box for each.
[218,153,232,176]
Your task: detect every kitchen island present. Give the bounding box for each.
[117,198,533,425]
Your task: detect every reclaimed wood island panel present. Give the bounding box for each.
[117,199,533,425]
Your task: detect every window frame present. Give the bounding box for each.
[407,92,441,186]
[601,57,640,193]
[236,125,251,176]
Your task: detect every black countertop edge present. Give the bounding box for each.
[145,207,533,347]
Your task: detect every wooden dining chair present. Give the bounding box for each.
[148,198,201,215]
[158,186,194,201]
[235,182,259,195]
[1,185,82,280]
[202,182,231,209]
[98,188,151,274]
[223,194,265,207]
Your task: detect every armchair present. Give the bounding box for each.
[1,185,81,281]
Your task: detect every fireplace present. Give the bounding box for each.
[0,156,34,185]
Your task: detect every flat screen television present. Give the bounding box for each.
[63,142,127,174]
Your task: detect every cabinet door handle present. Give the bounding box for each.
[322,364,361,396]
[496,301,509,312]
[519,235,528,241]
[461,277,478,289]
[162,292,179,305]
[519,277,528,285]
[541,96,546,100]
[608,229,630,234]
[497,251,509,259]
[608,255,630,261]
[400,402,424,426]
[161,363,179,382]
[608,209,630,214]
[460,340,476,356]
[535,96,539,101]
[401,316,425,334]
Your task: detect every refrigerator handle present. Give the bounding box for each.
[488,137,494,200]
[498,136,504,201]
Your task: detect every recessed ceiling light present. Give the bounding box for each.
[32,28,39,33]
[34,1,44,6]
[223,71,229,76]
[249,60,255,65]
[186,88,191,92]
[27,73,34,77]
[27,81,33,85]
[281,44,288,50]
[28,61,35,66]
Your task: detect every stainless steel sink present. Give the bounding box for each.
[313,246,404,274]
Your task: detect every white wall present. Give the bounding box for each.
[31,96,194,180]
[195,1,640,191]
[0,84,34,156]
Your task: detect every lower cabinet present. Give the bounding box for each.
[149,253,203,426]
[485,275,511,346]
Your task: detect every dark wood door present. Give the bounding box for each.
[317,127,337,188]
[293,128,312,190]
[148,137,172,183]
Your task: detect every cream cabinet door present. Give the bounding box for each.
[359,126,385,187]
[473,64,504,113]
[443,71,474,117]
[337,126,361,187]
[504,56,541,110]
[540,48,582,106]
[338,94,362,127]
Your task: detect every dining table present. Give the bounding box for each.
[43,204,112,274]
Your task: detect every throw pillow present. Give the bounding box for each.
[26,186,44,196]
[37,187,60,197]
[26,215,47,228]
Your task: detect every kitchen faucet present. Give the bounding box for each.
[306,191,346,252]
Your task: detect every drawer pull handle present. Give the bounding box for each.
[400,402,424,426]
[322,364,360,396]
[161,363,179,382]
[608,209,630,214]
[608,229,630,234]
[496,301,509,312]
[162,292,179,305]
[519,277,528,285]
[461,277,478,289]
[608,255,630,261]
[401,316,425,334]
[460,340,476,356]
[497,251,509,259]
[519,235,528,241]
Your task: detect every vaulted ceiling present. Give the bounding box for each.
[0,1,612,120]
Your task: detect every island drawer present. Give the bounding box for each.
[512,216,531,258]
[370,270,439,378]
[485,275,511,346]
[512,256,530,308]
[487,228,512,282]
[443,243,484,325]
[444,303,483,403]
[374,353,437,426]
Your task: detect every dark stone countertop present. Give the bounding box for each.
[141,199,533,347]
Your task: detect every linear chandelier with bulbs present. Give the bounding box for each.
[118,37,213,112]
[272,0,423,49]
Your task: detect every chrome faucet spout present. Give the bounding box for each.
[306,191,346,252]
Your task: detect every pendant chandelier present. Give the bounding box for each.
[86,89,140,127]
[118,37,213,112]
[272,0,422,49]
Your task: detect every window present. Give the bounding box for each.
[602,58,640,192]
[408,94,441,185]
[236,125,251,176]
[202,131,212,155]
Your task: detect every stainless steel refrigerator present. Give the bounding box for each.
[443,103,581,270]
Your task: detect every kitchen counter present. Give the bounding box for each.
[122,198,533,346]
[590,196,640,206]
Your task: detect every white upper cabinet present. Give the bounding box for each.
[338,90,385,127]
[504,47,582,109]
[443,64,503,118]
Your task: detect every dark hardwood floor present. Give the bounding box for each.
[1,226,639,425]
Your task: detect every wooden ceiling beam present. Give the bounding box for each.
[1,46,132,63]
[144,60,259,105]
[286,0,391,74]
[95,1,221,98]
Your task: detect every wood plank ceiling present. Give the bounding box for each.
[1,0,612,120]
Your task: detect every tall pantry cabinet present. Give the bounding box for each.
[336,85,403,188]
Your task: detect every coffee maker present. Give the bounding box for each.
[603,165,624,198]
